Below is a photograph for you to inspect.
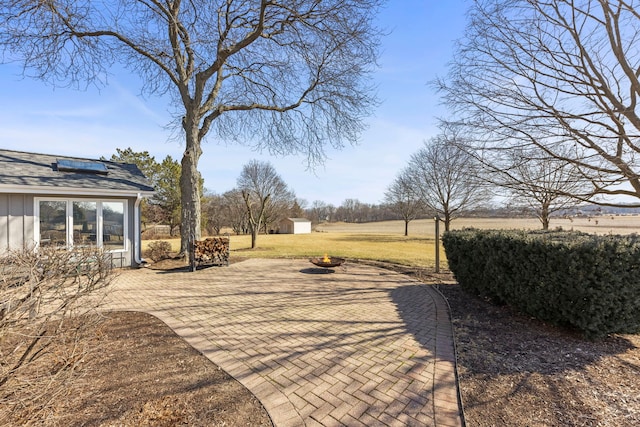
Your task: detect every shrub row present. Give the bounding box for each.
[442,229,640,338]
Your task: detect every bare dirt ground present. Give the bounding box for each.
[436,280,640,426]
[1,309,272,427]
[3,258,640,426]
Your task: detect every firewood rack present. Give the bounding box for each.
[190,234,230,271]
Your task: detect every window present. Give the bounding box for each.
[36,199,127,252]
[102,202,125,251]
[39,201,67,247]
[73,201,97,246]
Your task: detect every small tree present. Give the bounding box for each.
[407,132,489,231]
[154,156,183,235]
[477,146,589,229]
[384,168,426,236]
[202,191,226,235]
[290,199,308,219]
[222,190,250,235]
[237,160,294,248]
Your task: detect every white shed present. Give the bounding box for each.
[278,218,312,234]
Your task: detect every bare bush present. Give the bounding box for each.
[0,245,114,424]
[146,241,173,262]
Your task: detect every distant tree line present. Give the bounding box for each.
[115,143,630,244]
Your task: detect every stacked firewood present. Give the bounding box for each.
[193,237,230,266]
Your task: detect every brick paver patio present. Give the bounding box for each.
[104,258,463,427]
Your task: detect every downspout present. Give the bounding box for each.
[134,193,144,266]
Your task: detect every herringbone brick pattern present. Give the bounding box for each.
[104,259,463,427]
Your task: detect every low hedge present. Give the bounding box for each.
[442,229,640,338]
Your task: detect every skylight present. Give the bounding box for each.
[56,159,109,174]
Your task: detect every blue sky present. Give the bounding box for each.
[0,0,469,206]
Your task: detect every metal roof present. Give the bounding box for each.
[0,149,155,196]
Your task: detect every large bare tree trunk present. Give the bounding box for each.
[180,122,202,259]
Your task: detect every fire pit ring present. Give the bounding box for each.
[309,256,345,269]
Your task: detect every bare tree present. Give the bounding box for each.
[306,200,335,224]
[290,199,308,219]
[237,160,294,248]
[335,198,375,222]
[407,134,489,231]
[436,0,640,206]
[261,188,296,235]
[384,168,426,235]
[202,191,226,235]
[0,246,113,423]
[478,146,589,229]
[222,189,249,235]
[0,0,384,258]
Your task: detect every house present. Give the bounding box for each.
[0,149,154,268]
[278,217,312,234]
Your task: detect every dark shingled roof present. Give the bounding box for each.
[0,149,154,195]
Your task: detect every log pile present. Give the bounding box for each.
[192,237,230,267]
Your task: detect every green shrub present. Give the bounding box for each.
[443,229,640,339]
[146,240,173,262]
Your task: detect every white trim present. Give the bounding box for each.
[96,202,104,247]
[134,193,143,265]
[34,197,128,253]
[0,184,153,198]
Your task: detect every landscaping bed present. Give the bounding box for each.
[1,311,272,427]
[437,281,640,426]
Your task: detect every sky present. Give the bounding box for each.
[0,0,469,207]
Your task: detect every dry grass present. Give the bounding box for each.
[315,215,640,235]
[142,233,443,268]
[142,215,640,269]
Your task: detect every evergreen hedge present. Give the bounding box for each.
[442,229,640,338]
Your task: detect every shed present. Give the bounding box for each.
[0,149,154,268]
[278,218,312,234]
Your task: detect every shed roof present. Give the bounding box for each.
[0,149,154,197]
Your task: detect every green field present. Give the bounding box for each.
[143,216,640,269]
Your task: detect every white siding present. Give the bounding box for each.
[278,218,311,234]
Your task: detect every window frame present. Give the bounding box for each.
[34,197,128,253]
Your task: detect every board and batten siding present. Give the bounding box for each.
[0,193,34,252]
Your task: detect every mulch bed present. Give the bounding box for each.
[437,282,640,426]
[1,311,272,427]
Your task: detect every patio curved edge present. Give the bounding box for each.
[104,308,303,427]
[424,285,466,427]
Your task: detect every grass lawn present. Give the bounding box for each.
[143,232,445,269]
[142,215,640,269]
